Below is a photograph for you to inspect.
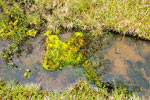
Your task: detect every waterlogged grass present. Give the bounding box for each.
[0,80,142,100]
[0,0,148,99]
[34,0,150,39]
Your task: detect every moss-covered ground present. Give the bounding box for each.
[0,0,149,99]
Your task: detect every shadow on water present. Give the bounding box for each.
[102,33,150,100]
[0,32,150,99]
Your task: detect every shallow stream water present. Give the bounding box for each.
[102,33,150,99]
[0,36,85,91]
[0,33,150,99]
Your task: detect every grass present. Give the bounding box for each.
[0,1,43,42]
[0,0,149,99]
[34,0,150,39]
[0,80,143,100]
[0,0,45,66]
[1,0,150,39]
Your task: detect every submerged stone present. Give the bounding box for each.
[24,72,28,78]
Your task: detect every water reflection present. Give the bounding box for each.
[102,34,150,99]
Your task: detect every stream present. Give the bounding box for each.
[0,32,150,99]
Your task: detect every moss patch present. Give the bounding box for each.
[43,31,84,71]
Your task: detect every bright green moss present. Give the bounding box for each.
[43,31,84,71]
[0,20,19,40]
[26,29,37,37]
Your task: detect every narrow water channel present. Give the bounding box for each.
[0,33,150,99]
[0,36,85,91]
[102,33,150,99]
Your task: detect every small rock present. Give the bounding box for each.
[24,72,28,78]
[26,68,31,72]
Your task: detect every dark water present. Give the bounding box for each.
[0,33,150,99]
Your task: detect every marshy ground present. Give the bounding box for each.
[0,0,150,100]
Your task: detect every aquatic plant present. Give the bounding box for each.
[0,43,21,67]
[82,60,104,88]
[42,31,84,71]
[74,33,106,88]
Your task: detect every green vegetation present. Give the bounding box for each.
[0,43,21,66]
[0,0,45,66]
[35,0,150,39]
[43,31,84,71]
[0,1,43,42]
[0,0,149,99]
[1,0,150,40]
[1,0,149,40]
[83,60,103,87]
[0,80,46,100]
[0,80,142,100]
